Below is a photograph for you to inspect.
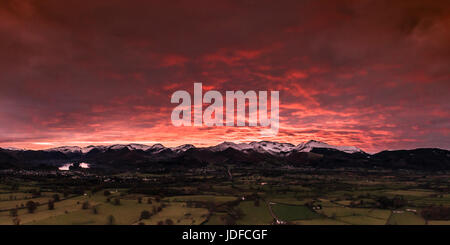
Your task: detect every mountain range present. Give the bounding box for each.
[0,140,449,171]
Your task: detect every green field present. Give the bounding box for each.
[293,218,350,225]
[236,201,273,225]
[271,204,321,221]
[0,167,449,225]
[139,202,209,225]
[165,195,237,204]
[0,190,211,225]
[387,212,426,225]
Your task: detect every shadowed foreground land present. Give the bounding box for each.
[0,167,449,225]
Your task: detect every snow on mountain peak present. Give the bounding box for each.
[295,140,363,154]
[126,144,152,151]
[1,147,26,151]
[209,142,252,152]
[81,145,105,154]
[171,144,195,153]
[150,143,165,149]
[249,141,295,154]
[45,146,82,153]
[208,141,295,155]
[34,140,363,155]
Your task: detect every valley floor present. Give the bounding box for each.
[0,167,449,225]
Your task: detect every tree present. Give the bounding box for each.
[107,215,115,225]
[113,198,121,206]
[12,217,21,225]
[92,206,98,214]
[48,200,55,210]
[138,197,142,204]
[82,201,90,210]
[52,194,60,202]
[26,201,37,213]
[140,210,151,220]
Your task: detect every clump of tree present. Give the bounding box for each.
[113,198,121,206]
[82,201,90,210]
[48,200,55,210]
[421,206,450,220]
[12,217,21,225]
[376,196,407,209]
[107,215,115,225]
[140,210,151,220]
[52,194,60,202]
[26,201,37,213]
[152,205,163,214]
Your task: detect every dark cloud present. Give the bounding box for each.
[0,0,449,152]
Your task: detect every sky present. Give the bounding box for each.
[0,0,449,153]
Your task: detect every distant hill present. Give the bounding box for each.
[0,141,449,171]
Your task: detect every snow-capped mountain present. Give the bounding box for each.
[208,142,253,152]
[45,146,83,154]
[109,144,152,151]
[206,140,359,156]
[249,141,296,155]
[170,144,195,153]
[45,144,152,154]
[208,141,296,155]
[294,140,363,154]
[147,143,166,154]
[81,145,107,154]
[0,147,26,151]
[41,140,364,156]
[2,141,449,171]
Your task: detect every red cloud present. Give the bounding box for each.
[0,0,449,152]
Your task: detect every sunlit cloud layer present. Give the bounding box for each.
[0,0,449,153]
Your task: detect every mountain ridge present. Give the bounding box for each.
[1,140,449,171]
[2,140,365,156]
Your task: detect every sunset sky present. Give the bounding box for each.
[0,0,449,153]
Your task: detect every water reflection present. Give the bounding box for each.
[58,162,90,171]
